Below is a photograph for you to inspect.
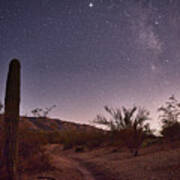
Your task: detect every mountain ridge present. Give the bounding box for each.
[0,114,100,132]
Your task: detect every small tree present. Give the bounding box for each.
[31,105,56,118]
[158,95,180,139]
[94,106,151,156]
[42,105,56,118]
[31,108,43,117]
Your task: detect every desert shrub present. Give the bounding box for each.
[31,105,56,118]
[19,130,48,156]
[158,95,180,139]
[85,131,107,149]
[58,129,106,150]
[19,149,53,174]
[94,106,151,156]
[18,129,54,174]
[61,130,76,149]
[161,121,180,140]
[0,128,55,175]
[55,129,80,149]
[45,131,62,144]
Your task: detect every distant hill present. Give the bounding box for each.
[0,114,100,132]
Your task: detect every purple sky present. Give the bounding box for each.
[1,0,180,130]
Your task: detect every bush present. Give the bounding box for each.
[45,131,63,144]
[57,129,106,150]
[94,106,151,156]
[19,150,53,174]
[0,128,55,175]
[161,121,180,140]
[158,95,180,139]
[18,129,54,174]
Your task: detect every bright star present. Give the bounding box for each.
[89,2,94,8]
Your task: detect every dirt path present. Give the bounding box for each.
[50,154,95,180]
[22,145,96,180]
[34,144,97,180]
[71,157,120,180]
[46,145,117,180]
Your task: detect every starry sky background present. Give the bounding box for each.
[0,0,180,129]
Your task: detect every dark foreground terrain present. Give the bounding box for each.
[21,140,180,180]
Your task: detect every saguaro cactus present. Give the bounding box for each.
[3,59,21,180]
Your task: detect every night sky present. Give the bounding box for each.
[0,0,180,129]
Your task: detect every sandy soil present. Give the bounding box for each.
[22,141,180,180]
[66,142,180,180]
[21,144,95,180]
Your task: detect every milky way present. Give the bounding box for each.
[0,0,180,129]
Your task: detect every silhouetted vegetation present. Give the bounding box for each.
[94,106,151,156]
[31,105,56,118]
[158,95,180,139]
[18,129,54,175]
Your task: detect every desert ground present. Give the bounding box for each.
[21,140,180,180]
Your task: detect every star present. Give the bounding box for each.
[154,21,159,25]
[89,2,94,8]
[151,64,156,71]
[165,59,169,63]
